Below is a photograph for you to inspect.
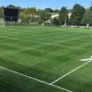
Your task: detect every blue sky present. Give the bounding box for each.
[0,0,92,9]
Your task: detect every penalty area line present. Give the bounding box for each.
[50,60,91,85]
[0,66,72,92]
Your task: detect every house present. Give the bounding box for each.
[51,12,72,19]
[51,13,59,19]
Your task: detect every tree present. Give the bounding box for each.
[38,10,51,24]
[19,7,38,23]
[54,9,59,13]
[45,8,53,13]
[26,7,37,16]
[0,7,3,18]
[19,11,28,22]
[59,7,68,25]
[7,4,17,8]
[82,7,92,25]
[52,17,59,25]
[70,4,86,25]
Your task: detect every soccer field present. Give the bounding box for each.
[0,26,92,92]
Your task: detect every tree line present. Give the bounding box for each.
[0,4,92,26]
[57,4,92,26]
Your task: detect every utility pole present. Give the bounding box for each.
[64,18,66,27]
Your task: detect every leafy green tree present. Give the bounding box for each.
[26,7,37,16]
[19,10,28,22]
[7,4,16,8]
[19,7,38,23]
[82,6,92,25]
[52,17,59,25]
[45,8,53,13]
[71,4,86,25]
[59,7,68,25]
[0,7,3,18]
[54,9,59,13]
[38,10,51,24]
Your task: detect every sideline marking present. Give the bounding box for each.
[80,56,92,62]
[50,60,91,85]
[0,66,72,92]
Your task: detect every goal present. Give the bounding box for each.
[0,18,5,27]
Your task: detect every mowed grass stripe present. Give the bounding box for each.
[0,26,92,92]
[55,62,92,92]
[0,66,66,92]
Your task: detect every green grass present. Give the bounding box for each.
[0,26,92,92]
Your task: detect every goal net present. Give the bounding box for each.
[0,18,5,27]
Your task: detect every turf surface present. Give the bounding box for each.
[0,26,92,92]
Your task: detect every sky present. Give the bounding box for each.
[0,0,92,9]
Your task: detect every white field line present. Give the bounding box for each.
[0,66,72,92]
[50,60,91,85]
